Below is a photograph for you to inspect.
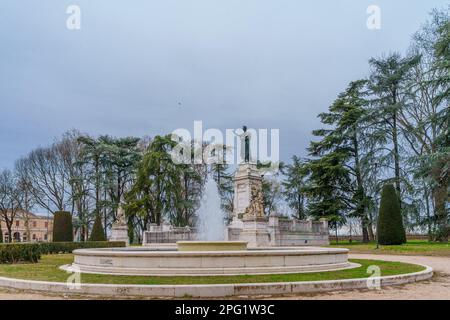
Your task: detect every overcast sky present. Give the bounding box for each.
[0,0,448,169]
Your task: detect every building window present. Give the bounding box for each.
[15,221,19,227]
[45,222,48,228]
[44,234,48,241]
[32,234,36,241]
[33,221,37,228]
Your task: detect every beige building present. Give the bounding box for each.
[0,211,53,242]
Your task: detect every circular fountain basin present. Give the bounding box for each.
[66,242,353,276]
[177,241,247,251]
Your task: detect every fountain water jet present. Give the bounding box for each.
[196,177,224,241]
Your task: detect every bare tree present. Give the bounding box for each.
[0,170,23,242]
[15,158,36,241]
[25,144,69,213]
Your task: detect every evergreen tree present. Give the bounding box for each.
[377,184,407,245]
[305,81,374,241]
[368,53,419,212]
[304,152,350,231]
[282,156,308,220]
[0,223,3,243]
[89,213,106,241]
[125,135,185,226]
[53,211,73,242]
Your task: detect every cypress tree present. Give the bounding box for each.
[89,214,106,241]
[53,211,74,242]
[377,184,406,245]
[0,224,3,243]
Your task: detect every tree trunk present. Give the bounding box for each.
[368,221,375,241]
[392,106,402,209]
[6,224,12,243]
[434,185,448,242]
[424,188,433,241]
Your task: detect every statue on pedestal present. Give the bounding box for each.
[239,125,251,164]
[114,204,127,226]
[110,203,129,245]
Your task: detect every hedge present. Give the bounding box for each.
[0,241,126,264]
[0,243,41,264]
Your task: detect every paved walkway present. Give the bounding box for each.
[279,254,450,300]
[0,254,448,300]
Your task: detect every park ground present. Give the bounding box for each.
[0,240,448,299]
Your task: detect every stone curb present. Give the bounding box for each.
[0,266,433,298]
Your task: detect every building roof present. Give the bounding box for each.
[0,210,53,220]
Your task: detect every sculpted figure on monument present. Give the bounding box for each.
[243,184,265,220]
[115,204,127,226]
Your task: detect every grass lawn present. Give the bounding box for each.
[329,240,450,257]
[0,254,425,285]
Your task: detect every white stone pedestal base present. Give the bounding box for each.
[239,219,270,247]
[110,225,129,246]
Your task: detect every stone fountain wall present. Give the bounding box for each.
[142,218,329,247]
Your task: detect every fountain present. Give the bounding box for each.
[196,177,225,242]
[63,126,351,276]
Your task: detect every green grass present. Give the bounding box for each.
[0,254,425,285]
[329,240,450,257]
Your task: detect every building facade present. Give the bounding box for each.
[0,211,53,243]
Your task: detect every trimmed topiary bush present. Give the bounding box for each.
[377,184,406,245]
[89,214,106,241]
[53,211,74,242]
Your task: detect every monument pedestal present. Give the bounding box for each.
[239,218,270,248]
[110,224,129,246]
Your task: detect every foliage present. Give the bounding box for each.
[0,241,125,264]
[38,241,125,254]
[282,156,308,220]
[52,211,74,242]
[89,214,106,241]
[125,135,187,226]
[377,184,407,245]
[0,243,41,263]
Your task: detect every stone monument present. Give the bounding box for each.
[110,204,129,246]
[226,126,271,247]
[225,125,330,247]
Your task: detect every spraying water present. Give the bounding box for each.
[197,176,225,241]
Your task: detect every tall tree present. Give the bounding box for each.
[125,135,185,226]
[0,170,23,242]
[282,157,309,220]
[77,136,107,237]
[305,81,373,240]
[15,157,36,241]
[401,8,450,239]
[99,136,141,234]
[368,53,420,212]
[25,144,69,213]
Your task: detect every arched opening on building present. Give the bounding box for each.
[13,232,21,242]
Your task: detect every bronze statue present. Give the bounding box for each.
[242,125,250,163]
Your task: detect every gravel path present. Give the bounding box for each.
[0,254,448,300]
[279,254,450,300]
